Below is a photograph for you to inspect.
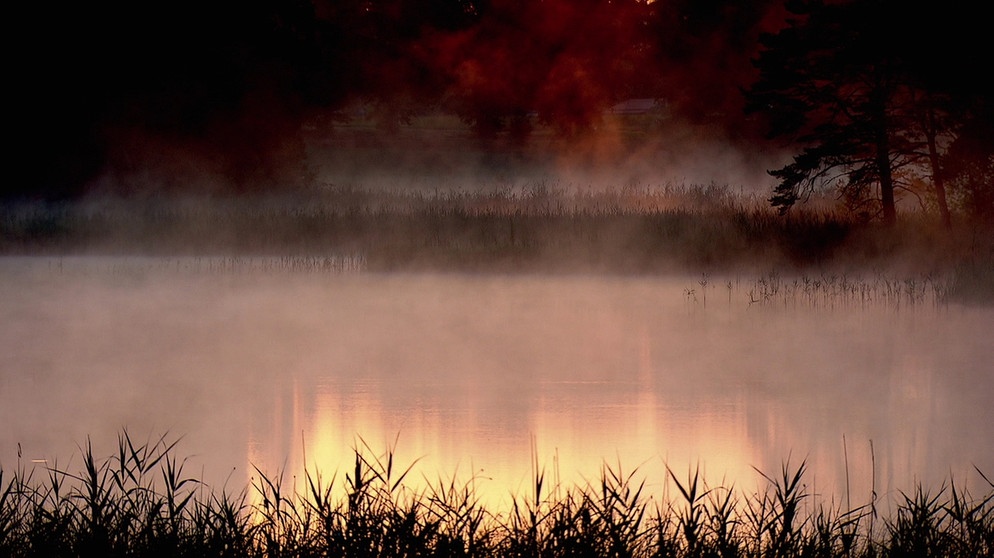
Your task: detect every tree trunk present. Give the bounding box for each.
[926,106,952,229]
[873,92,897,226]
[876,125,897,226]
[879,162,897,225]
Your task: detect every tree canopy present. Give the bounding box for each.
[11,0,990,214]
[10,0,797,199]
[744,0,993,224]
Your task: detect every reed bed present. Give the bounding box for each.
[3,185,991,284]
[2,431,991,558]
[734,271,954,309]
[42,255,368,276]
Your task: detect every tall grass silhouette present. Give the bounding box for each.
[2,431,991,557]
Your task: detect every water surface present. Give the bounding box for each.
[1,257,991,510]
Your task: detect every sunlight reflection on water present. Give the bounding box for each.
[1,257,992,512]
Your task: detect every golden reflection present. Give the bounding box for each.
[247,331,762,515]
[235,274,980,519]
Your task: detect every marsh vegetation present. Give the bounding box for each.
[2,184,991,287]
[2,432,992,558]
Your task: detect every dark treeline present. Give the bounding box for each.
[7,0,992,223]
[745,1,994,225]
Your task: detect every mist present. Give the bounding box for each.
[3,2,994,553]
[1,259,991,513]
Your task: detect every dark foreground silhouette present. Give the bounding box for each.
[2,432,992,558]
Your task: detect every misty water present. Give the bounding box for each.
[2,256,992,511]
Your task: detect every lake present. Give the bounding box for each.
[1,256,992,512]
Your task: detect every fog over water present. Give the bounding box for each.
[1,257,991,511]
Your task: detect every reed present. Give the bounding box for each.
[734,270,957,309]
[2,431,991,557]
[2,186,990,287]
